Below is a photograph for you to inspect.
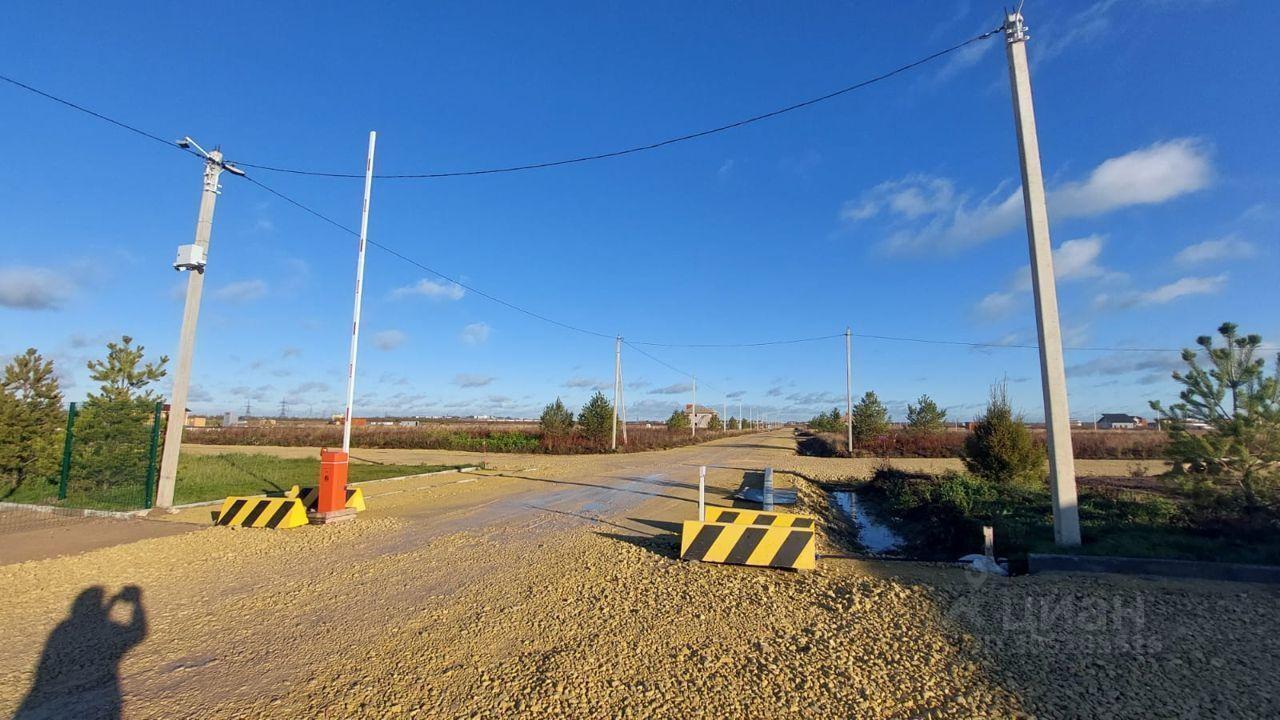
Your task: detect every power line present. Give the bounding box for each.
[2,60,1183,357]
[0,73,202,160]
[628,333,844,349]
[239,174,614,340]
[225,27,1003,179]
[855,330,1172,353]
[622,341,694,380]
[240,174,1184,356]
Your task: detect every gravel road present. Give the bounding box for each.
[1,431,1273,718]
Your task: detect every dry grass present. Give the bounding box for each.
[800,428,1168,460]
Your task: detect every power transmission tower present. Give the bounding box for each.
[1004,10,1080,546]
[156,140,243,509]
[278,398,288,418]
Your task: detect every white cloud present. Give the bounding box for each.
[373,330,406,351]
[564,377,610,391]
[650,383,694,395]
[1094,273,1227,309]
[848,139,1212,254]
[0,266,75,309]
[1050,139,1212,217]
[460,322,491,345]
[393,278,465,301]
[213,279,267,303]
[1174,236,1256,265]
[453,373,495,388]
[1010,235,1124,292]
[934,34,996,81]
[976,291,1020,319]
[977,235,1124,318]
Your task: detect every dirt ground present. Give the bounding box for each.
[1,431,1273,719]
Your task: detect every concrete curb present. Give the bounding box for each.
[0,501,149,520]
[2,466,485,516]
[165,465,483,510]
[1029,553,1280,585]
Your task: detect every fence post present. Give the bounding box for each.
[144,401,163,509]
[762,467,774,511]
[57,402,77,501]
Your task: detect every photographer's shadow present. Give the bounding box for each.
[14,585,147,720]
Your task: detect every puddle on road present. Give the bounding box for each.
[830,490,903,555]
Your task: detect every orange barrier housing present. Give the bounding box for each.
[318,449,349,514]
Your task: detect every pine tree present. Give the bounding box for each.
[962,380,1044,487]
[1150,323,1279,505]
[575,391,614,443]
[906,394,947,433]
[707,414,724,432]
[75,336,169,490]
[539,397,574,437]
[0,348,64,488]
[850,391,890,442]
[666,409,690,431]
[86,336,168,403]
[727,416,739,430]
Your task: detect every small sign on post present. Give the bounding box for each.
[763,467,774,511]
[698,466,706,521]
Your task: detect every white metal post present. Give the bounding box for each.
[698,465,706,521]
[1004,13,1081,546]
[722,402,727,433]
[155,151,224,509]
[342,131,377,454]
[612,336,621,450]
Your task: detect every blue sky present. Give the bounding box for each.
[1,0,1276,422]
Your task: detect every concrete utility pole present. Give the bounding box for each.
[845,327,853,451]
[155,142,237,509]
[341,131,377,454]
[619,343,627,445]
[691,376,697,438]
[1004,11,1081,546]
[612,336,621,450]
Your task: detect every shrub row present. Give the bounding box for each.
[184,424,745,455]
[797,429,1168,460]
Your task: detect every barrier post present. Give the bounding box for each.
[763,467,774,511]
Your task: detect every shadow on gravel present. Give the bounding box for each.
[484,472,697,504]
[629,517,682,534]
[15,585,147,720]
[595,531,679,559]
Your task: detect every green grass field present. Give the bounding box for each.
[1,453,464,510]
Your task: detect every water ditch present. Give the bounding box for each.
[829,488,904,555]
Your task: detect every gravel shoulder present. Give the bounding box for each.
[0,431,1272,719]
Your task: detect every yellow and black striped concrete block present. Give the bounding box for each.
[285,485,366,512]
[680,520,816,570]
[703,507,815,528]
[213,496,309,529]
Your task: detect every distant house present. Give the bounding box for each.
[1097,413,1145,430]
[683,404,719,429]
